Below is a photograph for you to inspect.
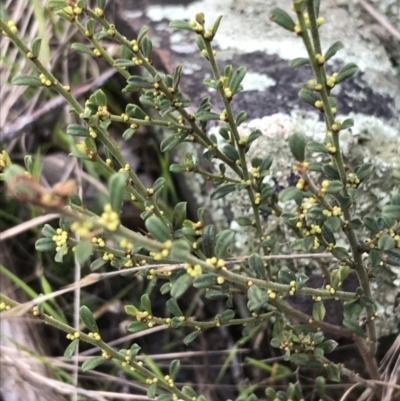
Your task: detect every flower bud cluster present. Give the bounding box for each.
[184,263,202,277]
[100,204,120,231]
[52,228,69,251]
[71,219,93,237]
[0,150,11,171]
[66,332,80,340]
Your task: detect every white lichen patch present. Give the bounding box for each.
[241,72,276,91]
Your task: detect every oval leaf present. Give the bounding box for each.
[82,356,106,372]
[79,305,99,333]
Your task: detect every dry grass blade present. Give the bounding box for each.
[379,334,400,401]
[354,0,400,41]
[0,213,59,241]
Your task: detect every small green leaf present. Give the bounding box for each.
[296,273,309,290]
[75,240,93,264]
[141,36,153,60]
[343,300,363,322]
[64,339,79,359]
[298,88,317,107]
[90,257,107,271]
[67,124,89,137]
[322,164,340,180]
[288,132,306,162]
[315,376,326,397]
[171,274,193,299]
[278,268,296,284]
[169,164,186,173]
[289,57,310,68]
[170,240,191,259]
[220,309,235,323]
[230,66,247,94]
[324,41,344,61]
[35,238,57,252]
[385,249,400,266]
[90,89,107,107]
[246,129,262,147]
[160,132,188,152]
[260,154,273,172]
[122,128,136,141]
[195,110,220,121]
[42,224,57,238]
[223,144,239,161]
[71,43,95,56]
[169,359,180,380]
[166,299,183,317]
[343,319,367,337]
[126,104,147,119]
[247,285,269,311]
[355,163,374,181]
[326,364,340,382]
[54,243,67,263]
[317,339,338,354]
[235,110,247,126]
[11,75,42,87]
[145,215,171,242]
[201,225,215,258]
[378,234,395,251]
[335,63,359,84]
[127,321,148,332]
[236,216,252,226]
[193,273,218,289]
[248,253,266,278]
[382,205,400,220]
[129,343,141,360]
[214,229,235,258]
[302,236,315,251]
[31,37,42,58]
[340,118,354,130]
[46,0,67,11]
[79,305,99,332]
[108,173,127,214]
[147,383,157,399]
[306,141,329,154]
[278,187,303,204]
[265,388,277,399]
[212,15,223,36]
[269,8,295,31]
[182,386,198,398]
[114,59,136,67]
[127,75,154,89]
[325,216,341,232]
[169,20,196,31]
[141,294,152,314]
[210,184,236,200]
[82,356,106,372]
[331,246,349,261]
[183,331,201,345]
[313,302,326,321]
[137,26,149,44]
